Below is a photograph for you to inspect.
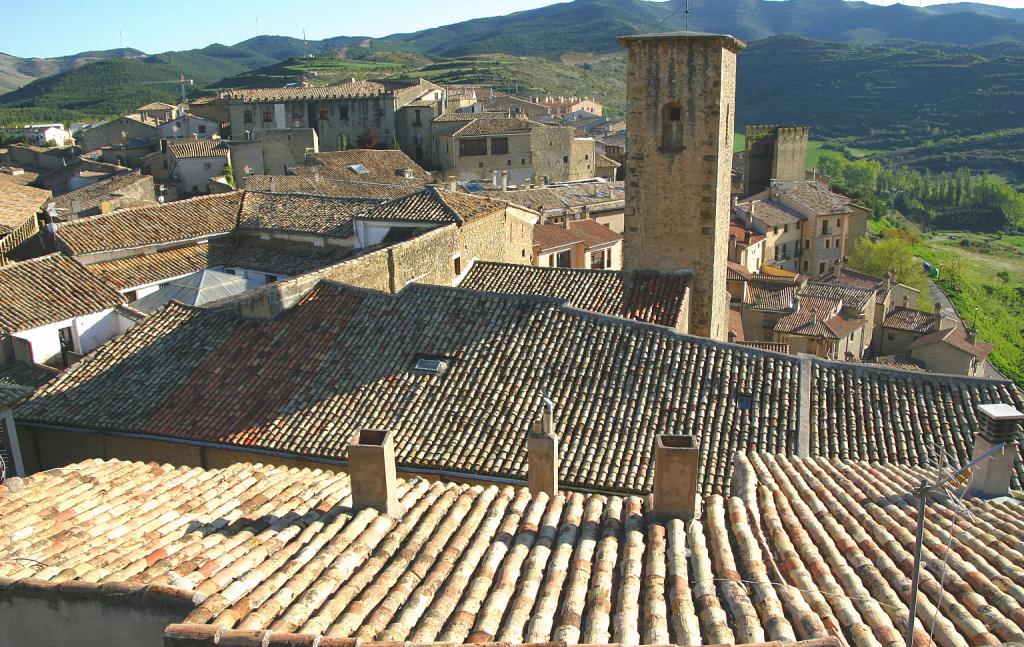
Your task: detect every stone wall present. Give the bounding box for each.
[620,34,742,341]
[79,117,159,153]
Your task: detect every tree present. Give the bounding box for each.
[223,163,236,189]
[847,234,929,301]
[997,270,1011,285]
[357,127,381,149]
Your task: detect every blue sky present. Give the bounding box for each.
[3,0,1024,58]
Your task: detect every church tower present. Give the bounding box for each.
[618,32,745,341]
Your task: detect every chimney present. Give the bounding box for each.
[348,429,402,516]
[652,434,699,519]
[883,272,892,291]
[965,404,1022,499]
[449,179,457,192]
[966,327,978,345]
[269,177,276,193]
[902,295,909,308]
[501,170,509,192]
[491,169,498,186]
[527,399,558,496]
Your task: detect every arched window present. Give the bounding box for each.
[662,103,683,151]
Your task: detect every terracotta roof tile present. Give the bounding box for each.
[51,172,154,216]
[299,150,431,185]
[883,306,938,333]
[362,187,507,225]
[55,193,243,255]
[908,326,994,359]
[459,261,689,327]
[454,119,537,137]
[532,223,581,251]
[801,281,875,313]
[242,175,420,201]
[2,454,1020,647]
[778,180,853,216]
[745,277,799,311]
[0,382,31,409]
[0,254,124,333]
[433,111,510,123]
[566,219,620,248]
[85,242,233,291]
[221,81,394,102]
[238,192,378,238]
[491,182,624,214]
[168,139,230,159]
[0,183,49,233]
[0,361,58,389]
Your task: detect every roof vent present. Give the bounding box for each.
[396,168,415,179]
[413,356,448,374]
[736,393,754,411]
[348,164,370,175]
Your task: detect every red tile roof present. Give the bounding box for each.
[459,261,688,327]
[566,218,620,248]
[908,326,994,359]
[0,182,49,233]
[883,305,939,333]
[300,149,431,185]
[532,223,581,251]
[362,187,507,225]
[0,254,124,333]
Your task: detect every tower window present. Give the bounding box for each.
[662,103,683,151]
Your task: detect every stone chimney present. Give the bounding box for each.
[501,170,509,192]
[883,271,893,291]
[966,327,978,345]
[965,404,1022,498]
[652,434,699,519]
[348,429,402,516]
[491,169,498,186]
[932,302,943,331]
[902,295,909,308]
[528,399,558,496]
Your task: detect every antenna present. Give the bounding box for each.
[903,441,1008,647]
[684,0,691,32]
[255,14,261,37]
[118,26,125,49]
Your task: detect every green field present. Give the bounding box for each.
[912,231,1024,385]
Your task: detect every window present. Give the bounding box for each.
[821,220,830,236]
[563,155,569,163]
[413,356,449,374]
[803,260,809,272]
[262,107,274,123]
[319,105,329,121]
[521,158,527,165]
[661,103,683,151]
[454,256,462,275]
[804,239,810,250]
[491,137,509,155]
[773,226,779,235]
[291,105,304,120]
[459,138,488,157]
[339,106,349,120]
[825,239,830,249]
[124,290,138,302]
[555,250,571,268]
[243,109,253,123]
[590,249,609,270]
[736,393,754,410]
[414,109,422,126]
[819,262,826,274]
[198,125,207,134]
[507,160,512,166]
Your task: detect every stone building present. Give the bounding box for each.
[618,32,744,341]
[78,115,160,154]
[166,139,231,197]
[219,79,444,160]
[743,124,809,196]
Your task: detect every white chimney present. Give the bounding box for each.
[966,404,1022,499]
[348,429,402,516]
[501,170,509,192]
[527,399,558,496]
[491,169,498,186]
[652,434,699,519]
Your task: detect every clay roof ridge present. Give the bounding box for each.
[811,354,1016,385]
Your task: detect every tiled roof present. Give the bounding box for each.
[0,361,58,389]
[3,455,1022,647]
[0,182,49,233]
[137,101,176,111]
[832,266,883,290]
[300,149,431,185]
[459,261,689,327]
[729,221,765,246]
[243,175,420,201]
[738,341,790,353]
[221,81,393,102]
[168,139,230,159]
[238,192,378,238]
[0,382,31,409]
[227,238,357,277]
[595,153,620,168]
[55,193,243,255]
[736,200,802,228]
[453,119,537,137]
[85,242,233,291]
[801,281,875,313]
[566,218,620,248]
[19,281,803,496]
[779,180,853,216]
[0,254,124,333]
[883,305,938,333]
[745,277,799,311]
[811,359,1020,485]
[533,223,582,251]
[51,171,154,215]
[775,295,863,340]
[908,326,994,359]
[362,187,507,225]
[492,182,624,213]
[433,111,512,122]
[727,261,752,281]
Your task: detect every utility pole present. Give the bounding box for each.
[684,0,691,32]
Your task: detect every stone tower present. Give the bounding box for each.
[618,32,745,341]
[743,125,810,196]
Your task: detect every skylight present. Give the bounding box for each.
[348,164,370,175]
[413,356,449,374]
